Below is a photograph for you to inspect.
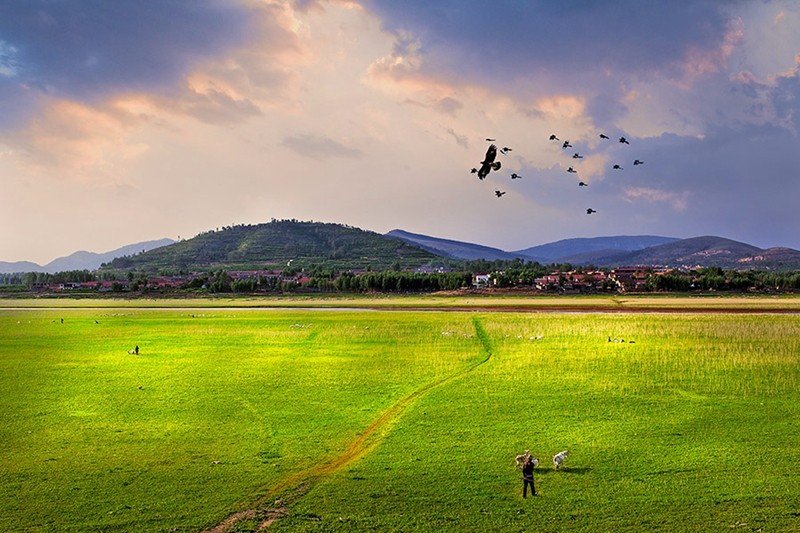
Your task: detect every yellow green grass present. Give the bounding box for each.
[0,300,798,531]
[3,293,800,311]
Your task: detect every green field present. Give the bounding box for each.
[1,298,799,532]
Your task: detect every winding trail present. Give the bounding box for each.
[204,316,494,532]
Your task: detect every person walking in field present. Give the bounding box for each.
[134,345,139,355]
[522,455,536,497]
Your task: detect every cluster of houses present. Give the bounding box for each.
[474,266,672,292]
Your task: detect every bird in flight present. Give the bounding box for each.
[477,144,502,179]
[599,133,610,139]
[567,166,578,173]
[500,146,513,154]
[511,173,523,180]
[634,159,644,166]
[586,208,597,214]
[562,140,572,149]
[495,190,506,197]
[612,164,623,170]
[578,181,588,187]
[572,153,583,159]
[619,136,630,144]
[549,134,560,141]
[486,138,496,141]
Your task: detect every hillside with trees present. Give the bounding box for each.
[102,220,441,273]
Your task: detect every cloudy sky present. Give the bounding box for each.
[2,0,799,264]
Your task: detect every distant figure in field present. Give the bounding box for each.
[522,455,537,497]
[134,345,139,355]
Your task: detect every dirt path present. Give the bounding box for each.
[203,317,494,532]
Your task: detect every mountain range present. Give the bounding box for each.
[0,239,175,274]
[3,221,800,273]
[388,231,800,269]
[386,230,679,263]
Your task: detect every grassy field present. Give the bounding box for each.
[3,293,800,311]
[1,298,799,531]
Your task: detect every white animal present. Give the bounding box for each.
[515,449,530,467]
[515,450,539,468]
[553,450,569,470]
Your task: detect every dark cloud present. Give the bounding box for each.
[281,134,364,160]
[0,1,253,113]
[362,0,731,87]
[435,96,463,115]
[446,127,469,149]
[769,62,800,130]
[586,93,628,129]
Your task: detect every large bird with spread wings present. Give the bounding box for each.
[476,144,502,180]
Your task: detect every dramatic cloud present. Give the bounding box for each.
[1,0,799,264]
[0,1,252,102]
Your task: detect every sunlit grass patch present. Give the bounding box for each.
[1,305,798,531]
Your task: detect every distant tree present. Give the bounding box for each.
[232,278,258,293]
[209,270,233,292]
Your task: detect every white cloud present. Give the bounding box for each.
[624,187,689,211]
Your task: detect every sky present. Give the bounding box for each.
[2,0,800,264]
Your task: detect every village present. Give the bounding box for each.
[23,265,697,294]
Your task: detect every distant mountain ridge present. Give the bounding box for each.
[385,229,519,261]
[387,230,800,270]
[512,235,680,262]
[4,222,800,273]
[387,231,682,263]
[580,236,800,269]
[0,239,175,274]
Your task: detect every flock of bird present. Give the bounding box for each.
[470,132,647,215]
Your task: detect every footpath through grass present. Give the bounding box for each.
[1,299,799,532]
[276,311,800,532]
[0,308,481,531]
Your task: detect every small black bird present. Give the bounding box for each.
[572,153,583,159]
[511,173,523,179]
[634,159,644,166]
[599,133,610,139]
[470,168,478,174]
[586,208,597,214]
[562,140,572,149]
[500,146,512,154]
[578,181,588,187]
[495,190,506,197]
[619,136,629,144]
[567,166,577,173]
[612,164,623,170]
[486,138,496,141]
[549,134,560,141]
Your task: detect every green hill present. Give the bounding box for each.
[103,220,441,272]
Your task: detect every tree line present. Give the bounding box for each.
[3,263,800,294]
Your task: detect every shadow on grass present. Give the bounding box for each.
[535,466,592,475]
